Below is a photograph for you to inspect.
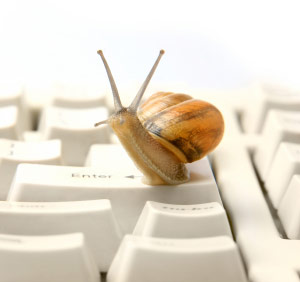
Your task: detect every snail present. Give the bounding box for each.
[95,50,224,185]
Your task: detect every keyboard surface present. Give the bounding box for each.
[0,82,299,282]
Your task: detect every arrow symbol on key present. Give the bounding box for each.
[125,175,135,179]
[125,175,142,179]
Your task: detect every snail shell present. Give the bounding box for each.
[138,92,224,163]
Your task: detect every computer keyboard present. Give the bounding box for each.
[0,82,299,282]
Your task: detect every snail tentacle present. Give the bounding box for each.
[129,50,165,112]
[97,50,123,112]
[94,119,108,127]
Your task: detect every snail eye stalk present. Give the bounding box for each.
[129,50,165,112]
[97,50,123,112]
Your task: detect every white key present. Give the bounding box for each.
[85,144,141,175]
[0,233,100,282]
[38,106,110,165]
[0,83,24,106]
[0,106,22,139]
[0,83,32,131]
[107,235,247,282]
[0,199,122,271]
[51,83,106,108]
[241,82,300,133]
[254,110,300,181]
[278,175,300,239]
[23,130,43,141]
[8,158,221,233]
[250,267,300,282]
[0,139,61,200]
[265,142,300,208]
[133,201,232,238]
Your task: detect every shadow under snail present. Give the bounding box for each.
[95,50,224,185]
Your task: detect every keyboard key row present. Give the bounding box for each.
[0,199,122,272]
[0,231,246,282]
[8,157,221,233]
[213,134,300,282]
[0,198,235,274]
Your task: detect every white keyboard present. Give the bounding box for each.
[0,82,300,282]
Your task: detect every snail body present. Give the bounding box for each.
[95,50,224,185]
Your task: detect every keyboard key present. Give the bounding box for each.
[0,83,32,130]
[23,130,43,141]
[133,201,232,238]
[241,83,300,133]
[0,233,100,282]
[278,175,300,239]
[251,267,300,282]
[0,106,22,139]
[8,158,221,233]
[38,106,110,165]
[106,235,247,282]
[51,83,106,108]
[0,83,24,107]
[0,199,122,271]
[254,110,300,181]
[265,142,300,208]
[0,139,61,200]
[85,144,142,175]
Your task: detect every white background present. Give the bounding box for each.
[0,0,300,97]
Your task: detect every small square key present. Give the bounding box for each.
[0,233,100,282]
[107,235,247,282]
[50,83,106,109]
[38,106,110,165]
[254,110,300,181]
[133,201,232,238]
[265,142,300,208]
[0,139,61,200]
[0,83,32,130]
[241,82,300,133]
[0,106,22,139]
[278,175,300,239]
